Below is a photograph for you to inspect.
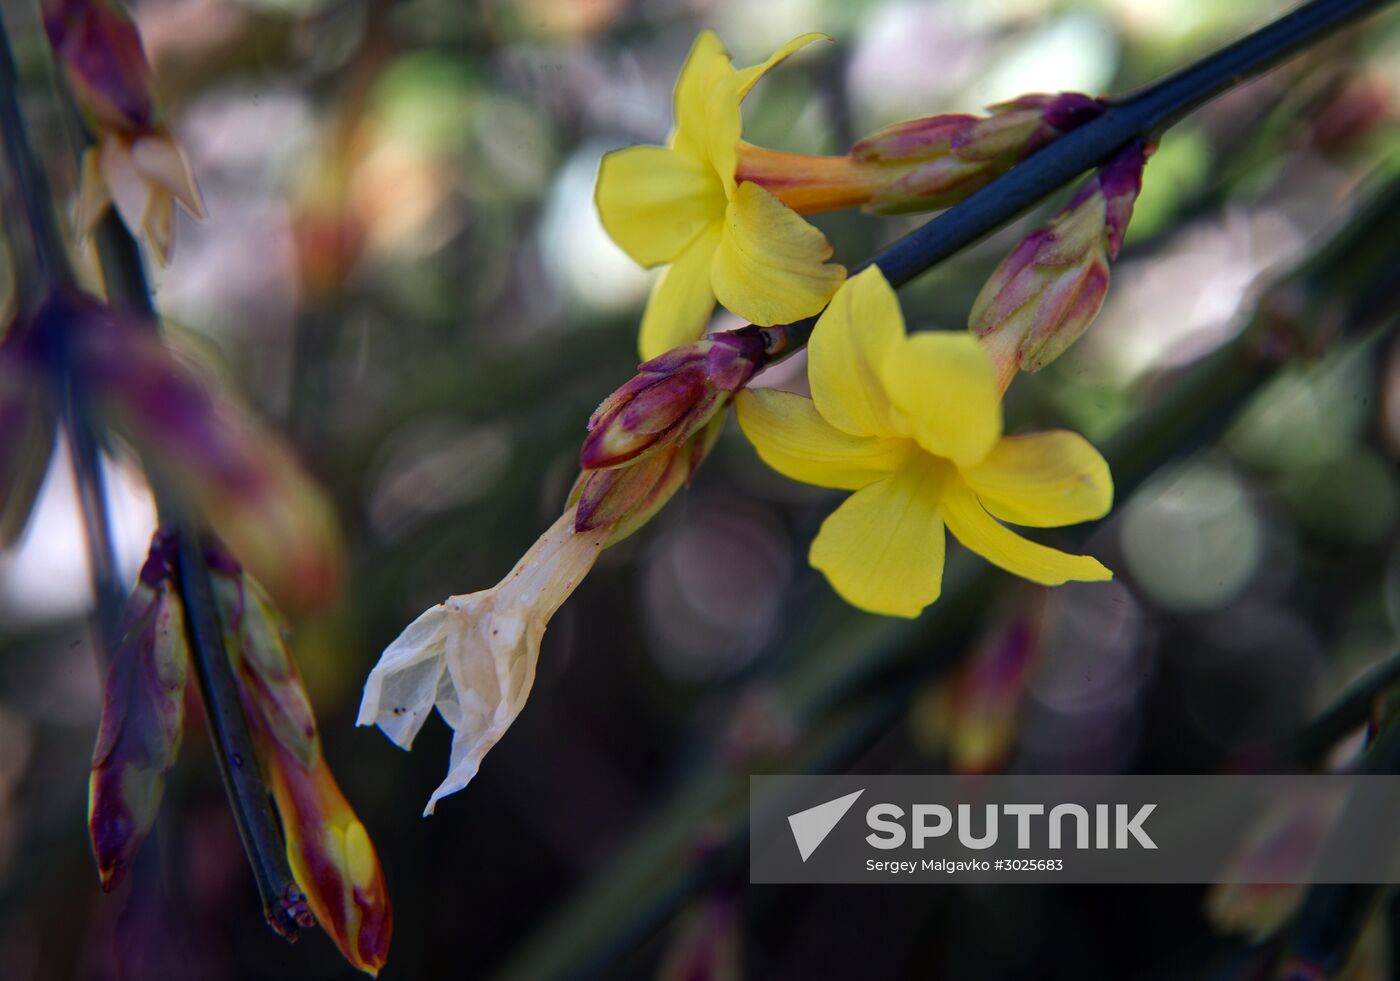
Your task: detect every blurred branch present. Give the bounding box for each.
[492,176,1400,981]
[0,9,309,938]
[0,10,122,648]
[1281,713,1400,976]
[90,173,310,939]
[1290,650,1400,766]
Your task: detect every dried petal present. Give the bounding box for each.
[358,506,608,814]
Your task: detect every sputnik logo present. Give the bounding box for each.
[787,790,864,862]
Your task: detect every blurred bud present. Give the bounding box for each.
[45,0,205,264]
[1205,789,1344,942]
[43,0,154,133]
[854,93,1104,214]
[211,550,391,975]
[1302,72,1395,158]
[359,506,607,814]
[911,602,1043,774]
[656,891,742,981]
[581,333,765,471]
[88,530,189,891]
[0,317,57,546]
[946,609,1043,774]
[970,140,1148,390]
[38,293,344,608]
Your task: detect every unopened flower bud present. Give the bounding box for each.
[43,293,343,609]
[574,414,723,539]
[857,93,1104,214]
[46,0,206,264]
[970,140,1148,389]
[211,548,391,975]
[44,0,154,133]
[88,530,190,891]
[580,332,765,471]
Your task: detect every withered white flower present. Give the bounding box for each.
[357,507,607,814]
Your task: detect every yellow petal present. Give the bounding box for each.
[809,461,948,618]
[881,331,1001,466]
[711,181,845,327]
[735,389,910,490]
[808,266,904,437]
[638,227,720,360]
[940,476,1112,586]
[595,145,724,267]
[671,31,740,189]
[732,33,831,100]
[961,430,1113,528]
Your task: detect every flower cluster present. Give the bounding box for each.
[44,0,204,263]
[364,29,1145,813]
[89,532,391,974]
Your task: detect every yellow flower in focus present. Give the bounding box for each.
[736,267,1113,618]
[595,31,846,359]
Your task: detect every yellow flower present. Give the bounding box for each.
[595,31,846,359]
[736,267,1113,618]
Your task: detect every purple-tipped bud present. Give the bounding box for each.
[574,414,724,541]
[88,530,190,891]
[580,332,766,471]
[857,93,1105,214]
[34,292,343,609]
[44,0,155,134]
[970,140,1148,387]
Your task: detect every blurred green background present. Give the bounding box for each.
[0,0,1398,977]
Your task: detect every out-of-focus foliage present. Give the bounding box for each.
[0,0,1396,978]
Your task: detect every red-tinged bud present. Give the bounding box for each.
[944,612,1042,775]
[580,332,765,471]
[970,140,1148,390]
[573,414,724,542]
[735,93,1102,217]
[0,317,58,546]
[210,548,391,975]
[88,530,190,891]
[38,293,344,609]
[856,93,1104,214]
[43,0,155,134]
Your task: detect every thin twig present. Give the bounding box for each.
[0,11,308,938]
[0,11,123,652]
